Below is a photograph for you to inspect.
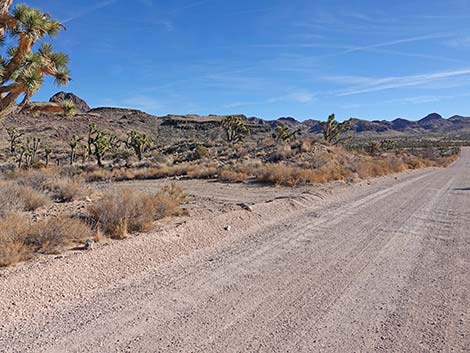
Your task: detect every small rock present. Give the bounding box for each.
[85,196,92,202]
[84,239,94,251]
[224,225,232,231]
[237,203,253,212]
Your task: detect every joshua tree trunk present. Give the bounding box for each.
[0,0,13,37]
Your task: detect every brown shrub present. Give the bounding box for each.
[84,165,195,183]
[0,182,50,215]
[0,214,32,267]
[194,145,209,160]
[253,164,322,186]
[187,165,218,179]
[6,168,56,191]
[153,184,188,219]
[5,168,88,203]
[219,170,250,183]
[89,184,187,239]
[26,217,94,254]
[46,178,87,202]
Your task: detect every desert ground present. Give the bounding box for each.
[0,148,468,353]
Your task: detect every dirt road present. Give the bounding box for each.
[1,149,470,353]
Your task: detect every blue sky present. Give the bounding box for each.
[25,0,470,121]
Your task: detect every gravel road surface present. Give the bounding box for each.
[1,149,469,353]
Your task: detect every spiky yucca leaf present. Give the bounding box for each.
[18,67,42,94]
[49,52,68,68]
[53,67,70,86]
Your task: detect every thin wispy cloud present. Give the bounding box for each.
[384,95,447,105]
[365,48,463,63]
[62,0,117,24]
[326,69,470,96]
[341,33,453,54]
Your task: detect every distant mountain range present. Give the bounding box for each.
[41,93,470,138]
[260,113,470,135]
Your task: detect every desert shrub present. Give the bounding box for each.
[219,170,250,183]
[89,184,187,239]
[6,168,87,202]
[0,214,32,267]
[267,144,294,163]
[46,178,87,202]
[25,217,94,254]
[9,169,52,191]
[84,169,111,182]
[187,165,218,179]
[194,145,209,160]
[153,184,188,219]
[0,182,50,215]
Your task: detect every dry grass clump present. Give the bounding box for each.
[153,183,188,219]
[89,184,187,239]
[84,164,195,182]
[253,164,326,186]
[0,181,50,215]
[5,168,88,202]
[46,178,86,202]
[0,214,94,266]
[186,165,218,179]
[25,217,94,255]
[0,214,32,267]
[219,170,251,183]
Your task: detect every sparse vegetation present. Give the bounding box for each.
[87,123,120,166]
[6,127,23,153]
[61,99,78,116]
[126,130,152,161]
[89,184,187,239]
[273,125,301,143]
[0,213,93,266]
[0,181,50,215]
[24,217,93,255]
[222,116,250,143]
[0,98,463,269]
[320,114,352,145]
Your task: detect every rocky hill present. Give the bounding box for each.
[2,93,470,150]
[49,92,91,113]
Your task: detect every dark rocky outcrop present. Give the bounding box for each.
[50,92,91,113]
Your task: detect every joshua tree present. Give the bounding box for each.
[366,141,381,156]
[69,134,81,165]
[61,99,78,116]
[273,125,301,143]
[87,123,116,167]
[320,114,352,145]
[126,130,152,161]
[6,126,23,153]
[0,1,70,118]
[44,146,52,167]
[222,116,250,143]
[80,144,88,164]
[16,136,40,168]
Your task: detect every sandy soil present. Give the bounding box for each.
[1,149,469,352]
